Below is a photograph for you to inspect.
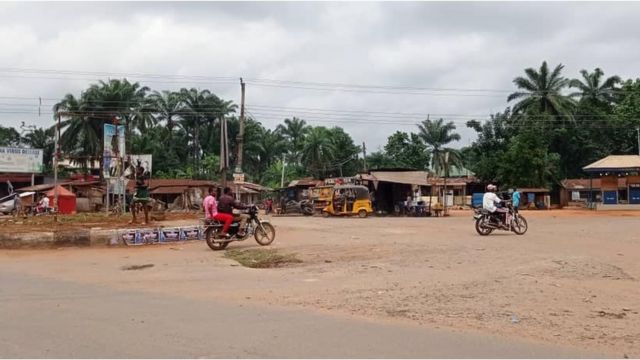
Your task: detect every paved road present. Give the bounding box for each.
[0,271,602,358]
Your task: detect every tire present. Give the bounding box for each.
[475,217,493,236]
[205,228,229,251]
[254,222,276,246]
[512,215,528,235]
[358,209,368,218]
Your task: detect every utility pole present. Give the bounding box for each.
[362,142,367,172]
[235,78,246,175]
[53,113,61,222]
[280,154,286,188]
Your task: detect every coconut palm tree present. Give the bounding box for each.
[507,61,575,121]
[417,118,461,173]
[569,68,621,105]
[149,90,183,136]
[53,93,102,164]
[417,118,463,212]
[276,117,310,164]
[301,126,335,178]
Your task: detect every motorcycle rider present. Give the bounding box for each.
[218,187,249,237]
[203,187,233,238]
[483,184,508,226]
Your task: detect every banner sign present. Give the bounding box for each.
[103,124,125,179]
[0,147,43,173]
[118,226,205,246]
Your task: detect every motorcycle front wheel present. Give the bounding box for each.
[475,217,493,236]
[254,222,276,246]
[205,228,229,251]
[512,215,528,235]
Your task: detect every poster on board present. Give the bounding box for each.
[103,124,125,179]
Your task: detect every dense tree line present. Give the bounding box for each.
[1,61,639,190]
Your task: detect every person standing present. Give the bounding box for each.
[512,188,521,212]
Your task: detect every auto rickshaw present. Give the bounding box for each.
[322,185,373,218]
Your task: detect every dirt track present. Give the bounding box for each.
[1,209,639,357]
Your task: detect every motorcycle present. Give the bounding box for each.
[281,200,314,216]
[473,201,528,236]
[203,205,276,250]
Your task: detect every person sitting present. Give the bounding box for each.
[36,194,50,214]
[218,187,249,237]
[203,187,233,238]
[483,184,507,225]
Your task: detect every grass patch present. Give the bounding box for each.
[225,248,303,268]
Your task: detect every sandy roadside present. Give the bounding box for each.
[1,210,638,357]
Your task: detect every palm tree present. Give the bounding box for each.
[507,61,575,121]
[417,118,462,212]
[23,127,55,172]
[149,90,183,136]
[417,118,461,173]
[276,117,309,164]
[569,68,621,104]
[301,126,335,178]
[53,93,102,169]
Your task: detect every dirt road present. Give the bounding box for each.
[1,210,638,357]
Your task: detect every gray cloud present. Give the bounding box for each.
[1,1,639,150]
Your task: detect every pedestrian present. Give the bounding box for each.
[512,188,521,212]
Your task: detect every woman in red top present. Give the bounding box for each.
[203,187,233,237]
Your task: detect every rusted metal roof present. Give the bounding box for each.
[17,182,71,192]
[368,171,431,186]
[583,155,640,172]
[288,178,322,187]
[561,178,627,190]
[127,179,216,191]
[518,188,550,193]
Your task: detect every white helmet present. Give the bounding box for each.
[487,184,497,191]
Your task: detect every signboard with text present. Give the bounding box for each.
[0,147,43,173]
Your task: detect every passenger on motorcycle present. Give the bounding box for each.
[203,187,233,238]
[218,187,249,237]
[483,184,508,225]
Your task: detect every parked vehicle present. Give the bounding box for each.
[322,185,373,218]
[473,201,528,236]
[203,205,276,250]
[0,192,35,215]
[281,199,314,216]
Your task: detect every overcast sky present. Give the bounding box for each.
[1,1,640,151]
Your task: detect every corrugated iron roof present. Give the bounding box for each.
[583,155,640,172]
[561,178,627,189]
[288,178,322,187]
[518,188,550,193]
[369,171,430,186]
[127,179,216,191]
[17,182,71,192]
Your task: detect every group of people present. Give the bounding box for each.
[203,186,249,238]
[483,184,521,225]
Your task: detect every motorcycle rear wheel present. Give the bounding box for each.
[512,215,528,235]
[475,217,493,236]
[205,228,230,251]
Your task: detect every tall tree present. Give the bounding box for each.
[276,117,309,164]
[507,61,575,122]
[383,131,430,170]
[301,126,335,178]
[569,68,621,105]
[417,118,462,175]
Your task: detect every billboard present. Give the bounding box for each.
[103,124,125,179]
[0,147,43,173]
[129,154,152,178]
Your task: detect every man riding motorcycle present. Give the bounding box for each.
[483,184,508,225]
[218,187,249,237]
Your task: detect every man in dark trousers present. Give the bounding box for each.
[218,187,249,237]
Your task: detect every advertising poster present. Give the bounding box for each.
[180,226,201,241]
[159,228,181,242]
[119,229,139,245]
[103,124,125,179]
[129,154,152,178]
[138,228,160,244]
